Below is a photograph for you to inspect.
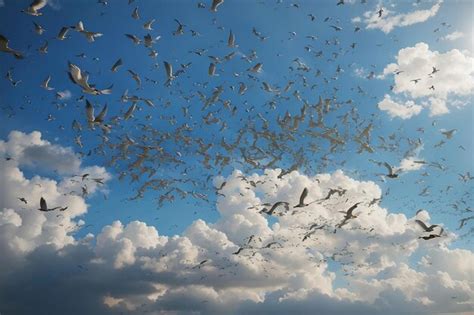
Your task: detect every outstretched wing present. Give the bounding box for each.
[415,219,429,232]
[299,187,308,205]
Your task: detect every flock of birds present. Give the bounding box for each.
[2,0,472,250]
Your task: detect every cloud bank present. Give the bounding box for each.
[0,131,472,315]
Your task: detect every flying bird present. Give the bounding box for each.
[294,187,309,208]
[22,0,47,16]
[210,0,224,12]
[0,35,24,59]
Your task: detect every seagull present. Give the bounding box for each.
[410,78,421,84]
[85,100,108,127]
[248,62,263,73]
[33,22,46,35]
[415,219,440,233]
[38,197,62,212]
[441,129,457,139]
[164,61,175,82]
[127,69,142,87]
[430,66,440,75]
[227,29,236,48]
[143,19,155,30]
[57,27,70,40]
[18,197,28,204]
[74,21,103,42]
[22,0,47,16]
[383,162,398,178]
[336,202,361,229]
[111,58,123,72]
[210,0,224,12]
[208,63,217,76]
[294,187,309,208]
[125,33,141,44]
[68,63,113,95]
[0,35,24,59]
[38,41,48,54]
[131,7,139,19]
[260,201,290,216]
[173,19,185,36]
[377,8,384,18]
[41,75,54,90]
[330,25,343,31]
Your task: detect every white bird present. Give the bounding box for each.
[164,61,175,82]
[74,21,103,42]
[68,62,112,95]
[22,0,47,16]
[143,19,155,30]
[41,75,54,90]
[210,0,224,12]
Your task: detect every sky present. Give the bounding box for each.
[0,0,473,314]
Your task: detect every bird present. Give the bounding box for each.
[22,0,47,16]
[38,197,62,212]
[173,19,185,36]
[18,197,28,204]
[164,61,175,82]
[57,27,70,40]
[294,187,309,208]
[415,219,440,233]
[111,58,123,72]
[143,19,155,30]
[260,201,290,216]
[210,0,224,12]
[33,22,46,35]
[336,202,361,229]
[40,75,54,90]
[68,63,112,95]
[383,162,399,178]
[0,35,24,59]
[227,30,236,48]
[410,78,421,84]
[441,129,457,139]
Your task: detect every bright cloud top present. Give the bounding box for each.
[0,131,472,315]
[378,42,474,117]
[357,1,442,34]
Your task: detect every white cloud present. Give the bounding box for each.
[0,130,110,266]
[378,94,423,119]
[379,42,474,117]
[441,31,464,41]
[357,1,442,33]
[0,131,472,314]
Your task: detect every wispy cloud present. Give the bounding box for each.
[356,1,442,33]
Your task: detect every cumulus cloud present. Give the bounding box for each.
[378,94,423,119]
[0,131,472,315]
[357,1,442,33]
[378,42,474,117]
[0,130,110,270]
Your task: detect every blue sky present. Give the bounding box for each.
[0,0,473,314]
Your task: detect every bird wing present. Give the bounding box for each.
[95,104,108,122]
[346,202,360,216]
[164,61,173,79]
[111,58,122,72]
[415,219,429,231]
[40,197,47,210]
[30,0,47,11]
[85,100,95,122]
[0,35,9,50]
[383,162,393,175]
[299,187,308,205]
